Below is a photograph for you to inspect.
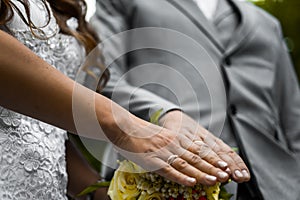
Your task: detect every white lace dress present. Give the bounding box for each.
[0,0,85,199]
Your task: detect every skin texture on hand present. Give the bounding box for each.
[159,110,251,183]
[0,30,247,187]
[98,104,230,186]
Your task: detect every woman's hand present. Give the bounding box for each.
[96,102,232,186]
[159,110,251,183]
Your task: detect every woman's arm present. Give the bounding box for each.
[0,30,249,185]
[0,30,79,133]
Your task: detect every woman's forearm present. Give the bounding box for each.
[0,30,122,140]
[0,30,76,131]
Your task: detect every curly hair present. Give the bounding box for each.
[0,0,109,89]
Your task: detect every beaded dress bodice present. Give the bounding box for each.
[0,0,85,199]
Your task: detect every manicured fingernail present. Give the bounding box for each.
[217,171,229,179]
[218,161,228,168]
[235,170,243,178]
[225,168,231,174]
[186,177,196,184]
[205,175,217,182]
[242,170,249,178]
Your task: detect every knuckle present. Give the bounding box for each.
[160,165,173,175]
[176,159,189,170]
[214,138,223,144]
[189,154,201,165]
[202,143,210,149]
[198,148,211,158]
[215,138,227,147]
[205,155,217,162]
[212,145,222,153]
[206,165,215,173]
[144,147,156,154]
[227,150,236,156]
[215,150,228,158]
[235,160,246,166]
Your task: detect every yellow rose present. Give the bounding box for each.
[137,191,163,200]
[205,183,221,200]
[108,160,142,200]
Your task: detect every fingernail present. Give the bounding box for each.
[225,168,231,174]
[186,177,196,184]
[217,171,229,179]
[234,170,243,178]
[218,161,228,168]
[205,175,217,182]
[242,170,249,178]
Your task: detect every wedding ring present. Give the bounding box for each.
[194,140,206,146]
[167,155,179,165]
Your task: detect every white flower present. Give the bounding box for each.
[20,149,43,172]
[108,160,142,200]
[0,108,21,127]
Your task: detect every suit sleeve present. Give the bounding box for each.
[90,0,181,121]
[274,22,300,160]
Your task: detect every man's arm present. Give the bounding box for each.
[91,0,180,121]
[274,22,300,160]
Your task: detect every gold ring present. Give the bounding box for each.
[167,155,179,165]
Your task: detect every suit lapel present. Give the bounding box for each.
[165,0,257,56]
[224,0,257,56]
[166,0,225,53]
[213,0,233,24]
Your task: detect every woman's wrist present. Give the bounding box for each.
[94,94,136,143]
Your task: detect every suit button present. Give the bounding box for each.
[229,105,237,116]
[223,57,231,66]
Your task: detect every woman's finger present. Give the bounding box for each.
[178,134,229,170]
[155,159,197,186]
[191,140,228,169]
[203,135,251,182]
[168,156,220,186]
[177,148,229,183]
[217,149,250,182]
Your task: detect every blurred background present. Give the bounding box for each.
[249,0,300,80]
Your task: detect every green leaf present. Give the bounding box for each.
[232,147,239,152]
[150,108,163,125]
[77,181,110,197]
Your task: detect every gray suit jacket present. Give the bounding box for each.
[91,0,300,199]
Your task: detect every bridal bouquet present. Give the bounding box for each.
[107,160,232,200]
